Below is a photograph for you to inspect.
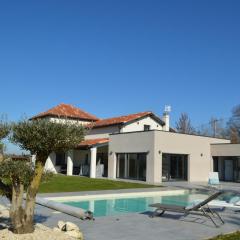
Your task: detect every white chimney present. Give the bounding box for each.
[163,105,171,131]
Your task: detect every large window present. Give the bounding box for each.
[162,154,188,181]
[116,153,146,181]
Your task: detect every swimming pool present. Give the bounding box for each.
[55,190,211,217]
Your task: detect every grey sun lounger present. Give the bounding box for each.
[149,191,225,227]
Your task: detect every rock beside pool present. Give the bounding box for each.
[65,230,83,239]
[56,221,83,240]
[58,220,66,230]
[65,222,79,231]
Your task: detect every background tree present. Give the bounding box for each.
[229,127,239,143]
[175,113,195,134]
[195,117,228,138]
[209,117,228,138]
[7,118,85,234]
[227,104,240,143]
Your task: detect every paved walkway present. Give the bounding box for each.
[1,182,240,240]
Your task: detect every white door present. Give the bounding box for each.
[224,160,233,181]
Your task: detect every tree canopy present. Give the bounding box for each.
[0,117,10,140]
[0,159,34,194]
[10,118,85,156]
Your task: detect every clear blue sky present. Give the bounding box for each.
[1,1,240,153]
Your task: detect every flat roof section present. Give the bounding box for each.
[111,129,230,141]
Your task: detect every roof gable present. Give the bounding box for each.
[89,111,165,129]
[30,103,99,121]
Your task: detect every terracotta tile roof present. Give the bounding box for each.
[30,103,99,121]
[89,111,163,128]
[78,138,109,147]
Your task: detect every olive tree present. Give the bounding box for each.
[0,117,12,201]
[0,118,10,140]
[0,117,10,161]
[8,118,85,233]
[0,157,54,233]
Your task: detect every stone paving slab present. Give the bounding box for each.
[38,187,167,198]
[33,203,240,240]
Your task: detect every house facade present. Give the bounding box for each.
[31,103,240,184]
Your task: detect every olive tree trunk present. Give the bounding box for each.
[24,157,45,233]
[10,155,47,234]
[0,152,3,162]
[10,182,25,234]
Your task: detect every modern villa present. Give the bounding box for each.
[30,103,240,184]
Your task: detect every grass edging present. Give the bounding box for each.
[208,231,240,240]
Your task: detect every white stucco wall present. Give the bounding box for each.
[49,117,93,126]
[44,152,61,173]
[121,116,163,132]
[85,125,120,139]
[108,131,156,182]
[85,116,164,139]
[108,131,230,184]
[154,132,229,182]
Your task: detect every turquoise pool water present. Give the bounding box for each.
[62,191,211,217]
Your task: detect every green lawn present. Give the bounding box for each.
[39,174,159,193]
[208,232,240,240]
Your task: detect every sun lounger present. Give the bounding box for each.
[149,191,225,227]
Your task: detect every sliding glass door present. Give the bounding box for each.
[116,153,146,181]
[162,153,188,181]
[214,157,240,182]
